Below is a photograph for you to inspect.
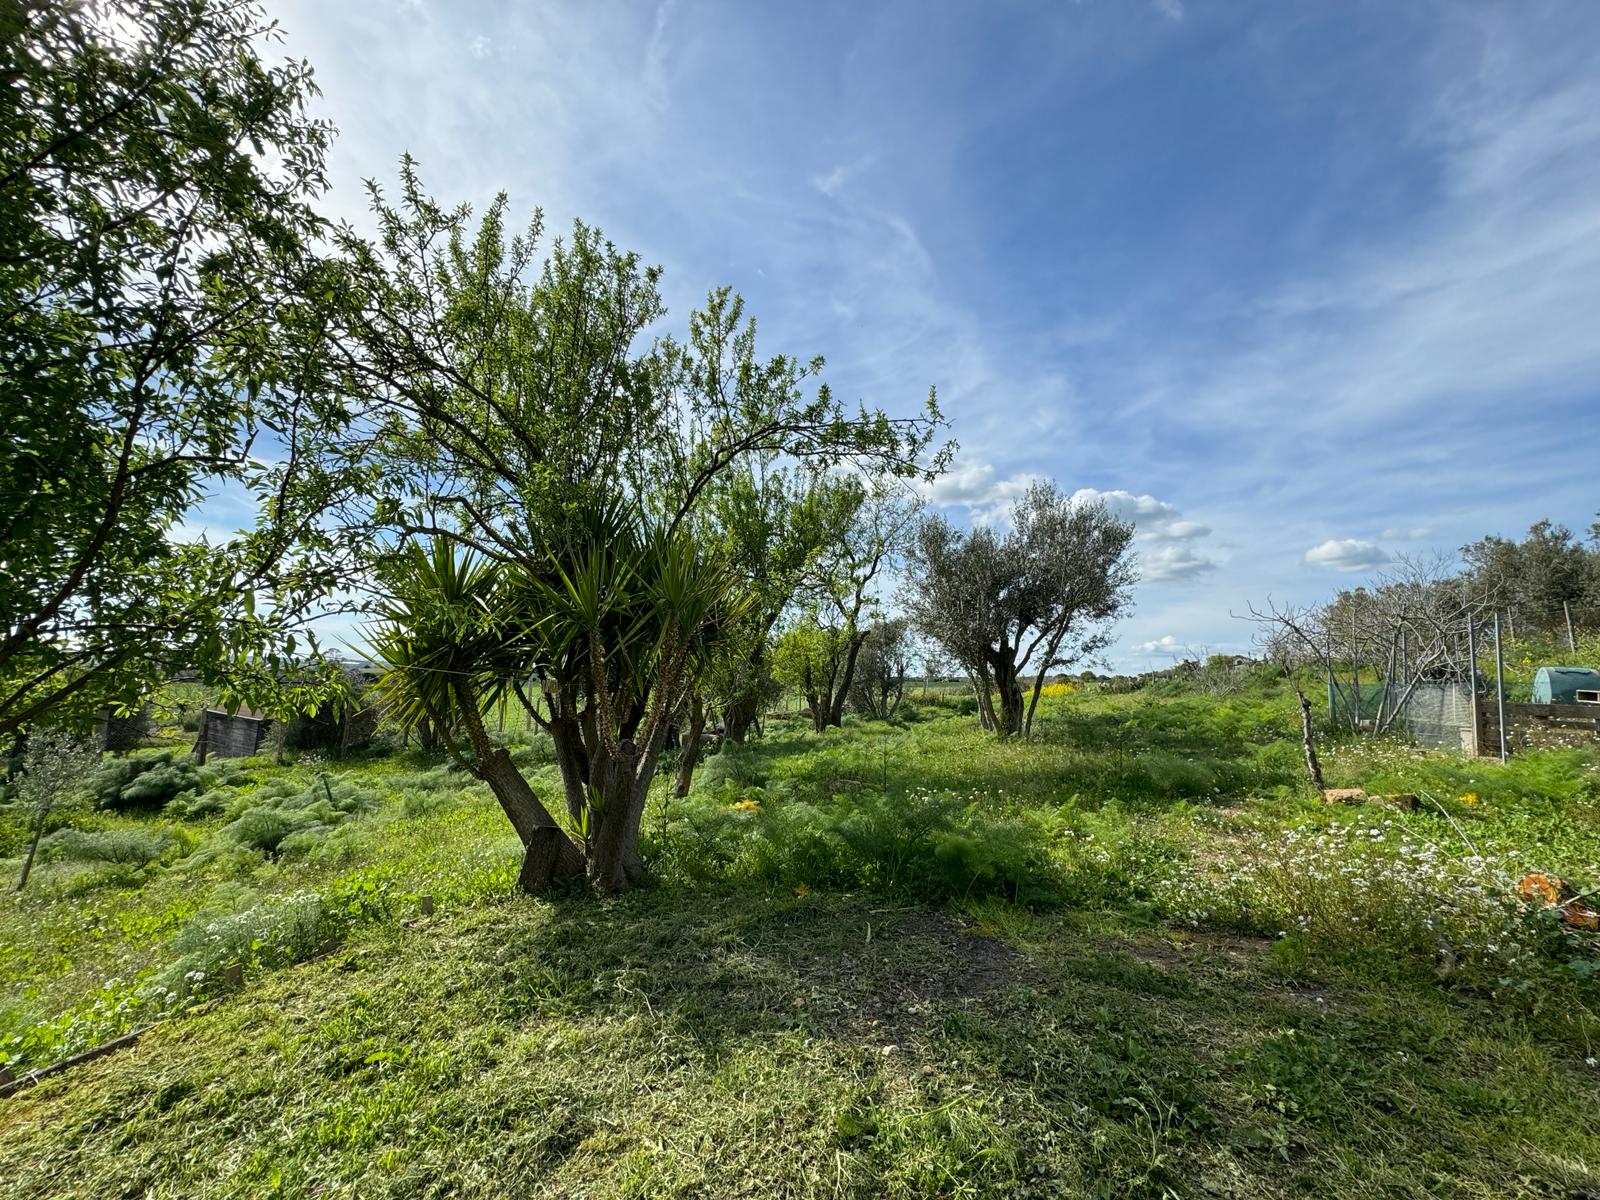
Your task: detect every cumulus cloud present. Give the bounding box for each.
[1068,487,1211,543]
[919,461,1040,524]
[922,471,1220,578]
[1139,634,1182,654]
[1304,538,1390,571]
[1139,544,1217,582]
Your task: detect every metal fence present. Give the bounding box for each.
[1330,680,1475,750]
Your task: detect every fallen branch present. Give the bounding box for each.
[0,1026,149,1100]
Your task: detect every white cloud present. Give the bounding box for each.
[1140,544,1217,582]
[1380,526,1432,541]
[1139,634,1182,654]
[1304,538,1390,571]
[923,473,1219,578]
[644,0,678,107]
[467,34,491,59]
[919,461,1040,524]
[1068,487,1211,543]
[812,156,875,199]
[1153,0,1184,21]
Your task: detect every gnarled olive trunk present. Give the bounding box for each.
[988,651,1025,737]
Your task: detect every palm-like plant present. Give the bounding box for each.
[511,504,745,890]
[367,509,742,892]
[367,539,584,888]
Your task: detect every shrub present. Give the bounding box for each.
[695,743,766,793]
[89,750,212,811]
[184,772,382,862]
[142,885,344,1011]
[36,828,173,867]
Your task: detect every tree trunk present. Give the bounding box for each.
[15,813,45,891]
[827,631,868,728]
[992,655,1025,737]
[1294,685,1326,792]
[971,670,996,731]
[675,694,707,797]
[1022,631,1066,739]
[453,680,583,892]
[723,692,759,743]
[587,724,669,893]
[549,711,591,827]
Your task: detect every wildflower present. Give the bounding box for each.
[730,798,761,813]
[1460,792,1478,806]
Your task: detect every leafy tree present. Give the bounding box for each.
[694,460,864,749]
[848,618,912,720]
[341,167,949,891]
[772,619,848,732]
[14,728,100,891]
[1462,520,1598,635]
[0,0,364,737]
[904,482,1136,737]
[789,482,920,731]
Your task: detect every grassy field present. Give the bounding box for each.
[3,679,1600,1197]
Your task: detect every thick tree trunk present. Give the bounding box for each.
[675,694,707,797]
[453,680,583,892]
[723,692,759,743]
[992,656,1025,737]
[587,725,668,892]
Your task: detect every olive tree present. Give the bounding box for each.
[848,618,912,720]
[13,728,101,891]
[0,0,367,737]
[904,482,1136,738]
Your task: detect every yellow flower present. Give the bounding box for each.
[1460,792,1478,806]
[731,798,762,813]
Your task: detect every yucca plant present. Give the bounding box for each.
[367,509,743,892]
[368,538,585,888]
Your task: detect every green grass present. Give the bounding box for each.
[3,678,1600,1196]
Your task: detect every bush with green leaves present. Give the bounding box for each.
[184,773,381,863]
[88,751,212,811]
[36,828,174,868]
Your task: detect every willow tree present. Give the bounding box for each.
[339,163,948,891]
[904,482,1136,738]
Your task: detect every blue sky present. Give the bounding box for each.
[254,0,1600,669]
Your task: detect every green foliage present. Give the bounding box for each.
[195,775,380,861]
[88,750,212,812]
[5,679,1600,1195]
[36,828,174,868]
[653,781,1062,904]
[0,0,364,735]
